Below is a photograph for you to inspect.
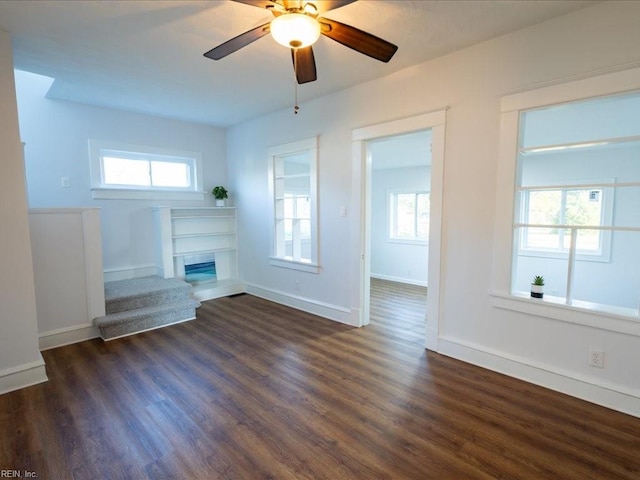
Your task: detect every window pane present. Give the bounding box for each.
[296,196,310,219]
[395,193,416,238]
[417,193,430,239]
[524,226,561,250]
[284,219,293,241]
[283,196,294,218]
[527,190,561,225]
[575,228,601,253]
[103,157,150,186]
[151,161,190,188]
[299,219,311,240]
[565,189,602,225]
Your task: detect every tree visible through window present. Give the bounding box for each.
[522,187,605,253]
[389,191,430,242]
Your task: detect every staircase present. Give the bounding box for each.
[94,276,200,341]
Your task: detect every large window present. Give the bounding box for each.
[497,83,640,321]
[268,137,318,273]
[89,140,203,200]
[389,191,430,243]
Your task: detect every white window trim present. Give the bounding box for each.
[387,189,429,246]
[267,136,319,274]
[89,139,205,201]
[516,179,614,263]
[492,66,640,331]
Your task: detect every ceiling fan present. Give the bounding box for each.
[203,0,398,84]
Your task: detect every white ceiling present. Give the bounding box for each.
[0,0,597,127]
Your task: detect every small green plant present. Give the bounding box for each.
[532,275,545,286]
[212,186,228,200]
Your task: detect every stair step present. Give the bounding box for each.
[105,276,192,314]
[95,299,200,341]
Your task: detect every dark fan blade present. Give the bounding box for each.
[231,0,278,8]
[204,22,271,60]
[318,17,397,62]
[311,1,357,14]
[291,47,317,84]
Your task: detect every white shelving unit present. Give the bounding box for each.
[155,206,244,301]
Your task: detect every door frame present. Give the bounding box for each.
[351,110,446,351]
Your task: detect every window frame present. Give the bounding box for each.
[387,189,430,245]
[267,137,319,274]
[516,180,614,262]
[492,66,640,334]
[89,139,204,201]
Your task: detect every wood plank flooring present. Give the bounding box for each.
[1,280,639,479]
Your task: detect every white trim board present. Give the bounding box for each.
[0,358,48,395]
[438,336,640,419]
[370,273,428,288]
[39,323,101,351]
[245,283,358,327]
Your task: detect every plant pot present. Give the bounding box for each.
[531,284,544,299]
[215,199,225,207]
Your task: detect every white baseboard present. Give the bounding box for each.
[0,357,48,395]
[438,336,640,418]
[39,323,101,351]
[245,283,359,327]
[103,265,161,283]
[370,273,428,287]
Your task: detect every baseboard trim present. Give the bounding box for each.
[0,357,48,395]
[438,336,640,418]
[39,323,101,351]
[245,283,358,327]
[103,265,161,283]
[371,273,428,287]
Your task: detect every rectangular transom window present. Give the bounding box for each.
[89,140,204,200]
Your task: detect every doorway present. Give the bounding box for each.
[367,130,431,341]
[352,111,446,351]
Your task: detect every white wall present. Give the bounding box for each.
[0,31,46,393]
[227,2,640,416]
[370,166,429,285]
[14,70,227,279]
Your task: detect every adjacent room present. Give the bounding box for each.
[1,1,640,478]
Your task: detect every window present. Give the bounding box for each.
[268,137,318,273]
[389,191,430,243]
[518,183,613,260]
[89,140,204,200]
[493,70,640,325]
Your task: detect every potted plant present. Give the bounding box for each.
[212,186,228,207]
[531,275,545,299]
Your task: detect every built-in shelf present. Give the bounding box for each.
[155,206,244,301]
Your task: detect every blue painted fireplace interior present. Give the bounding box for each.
[184,253,216,285]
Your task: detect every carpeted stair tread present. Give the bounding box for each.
[95,299,201,327]
[94,275,200,340]
[104,275,193,315]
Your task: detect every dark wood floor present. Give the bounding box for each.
[1,280,639,479]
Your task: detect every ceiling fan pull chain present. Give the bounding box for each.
[293,48,300,114]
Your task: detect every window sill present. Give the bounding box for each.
[387,238,428,246]
[91,188,206,201]
[490,291,640,337]
[269,257,320,274]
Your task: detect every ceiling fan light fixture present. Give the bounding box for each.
[270,13,321,49]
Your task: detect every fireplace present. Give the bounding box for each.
[183,253,216,285]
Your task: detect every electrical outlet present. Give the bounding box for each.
[294,281,300,291]
[589,349,605,368]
